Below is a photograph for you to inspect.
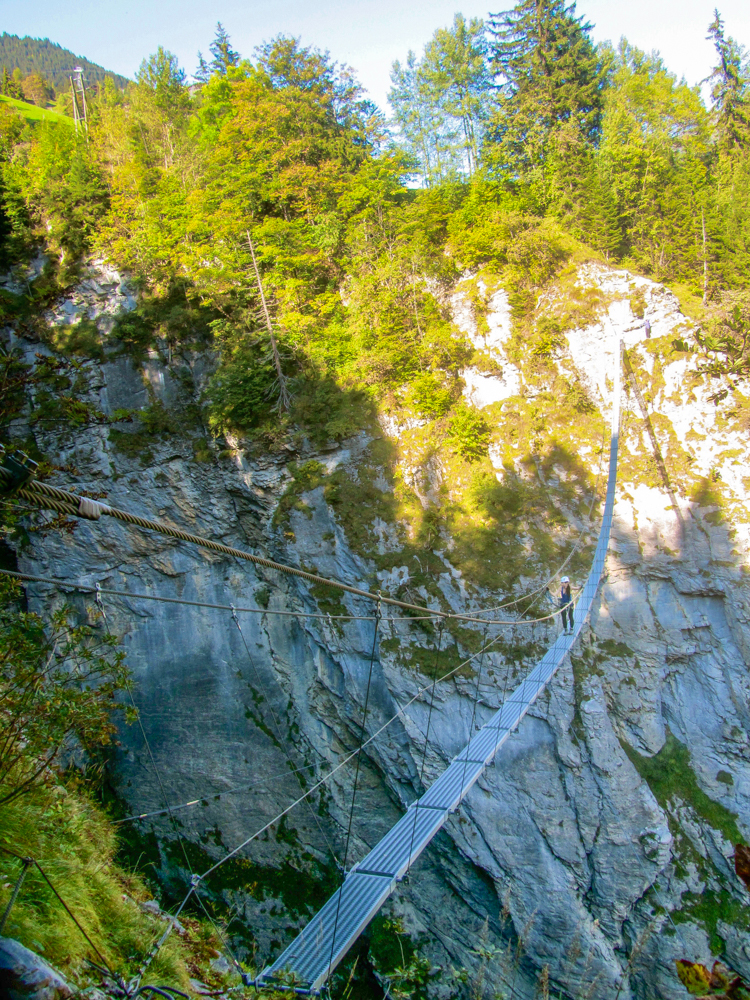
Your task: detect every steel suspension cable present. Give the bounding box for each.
[95,588,246,989]
[406,622,444,877]
[326,602,381,982]
[7,481,568,627]
[188,629,507,893]
[231,605,341,868]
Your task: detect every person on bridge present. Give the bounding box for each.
[560,577,574,634]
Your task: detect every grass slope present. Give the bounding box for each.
[0,92,71,125]
[0,774,238,992]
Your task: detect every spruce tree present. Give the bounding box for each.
[209,23,239,76]
[194,51,210,84]
[706,8,750,149]
[486,0,608,201]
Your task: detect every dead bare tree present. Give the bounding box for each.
[246,230,292,412]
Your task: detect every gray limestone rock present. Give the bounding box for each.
[0,937,73,1000]
[6,258,750,1000]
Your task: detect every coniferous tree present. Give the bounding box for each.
[486,0,608,205]
[194,51,210,84]
[706,9,750,149]
[209,23,240,76]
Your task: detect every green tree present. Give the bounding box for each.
[486,0,608,207]
[0,578,129,806]
[21,71,54,106]
[389,50,456,183]
[594,42,710,283]
[420,15,489,175]
[194,51,210,84]
[706,9,750,150]
[209,22,240,76]
[390,16,489,182]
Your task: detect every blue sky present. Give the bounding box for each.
[2,0,749,109]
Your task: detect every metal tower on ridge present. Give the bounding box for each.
[70,67,88,134]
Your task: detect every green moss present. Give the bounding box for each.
[108,402,181,465]
[162,836,338,924]
[621,731,744,846]
[108,428,155,465]
[598,638,633,657]
[50,317,105,361]
[255,585,271,609]
[308,579,348,618]
[368,915,416,974]
[380,637,401,655]
[673,888,750,955]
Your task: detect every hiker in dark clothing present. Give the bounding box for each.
[644,317,651,339]
[560,577,573,635]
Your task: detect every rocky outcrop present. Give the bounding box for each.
[5,258,750,1000]
[0,937,73,1000]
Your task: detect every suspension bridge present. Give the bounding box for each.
[0,342,623,996]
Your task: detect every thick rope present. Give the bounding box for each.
[11,482,569,627]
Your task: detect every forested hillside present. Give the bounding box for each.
[0,33,130,91]
[1,7,749,439]
[0,8,746,450]
[0,32,129,108]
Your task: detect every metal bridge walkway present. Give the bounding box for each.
[254,344,623,994]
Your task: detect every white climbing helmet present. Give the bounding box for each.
[561,576,569,583]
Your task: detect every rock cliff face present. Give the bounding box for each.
[6,258,750,1000]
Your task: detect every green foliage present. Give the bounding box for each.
[697,295,750,382]
[0,777,229,990]
[389,15,488,182]
[406,371,454,418]
[204,335,278,432]
[487,0,609,210]
[50,317,104,360]
[676,960,713,996]
[0,577,129,805]
[0,346,104,435]
[108,401,180,465]
[6,119,107,284]
[448,403,490,461]
[621,729,744,846]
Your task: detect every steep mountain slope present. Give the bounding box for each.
[4,251,750,999]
